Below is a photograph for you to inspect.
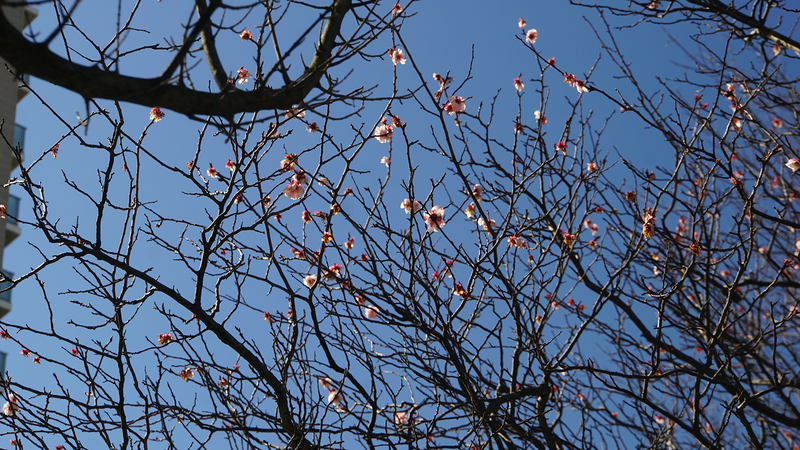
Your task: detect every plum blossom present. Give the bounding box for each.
[225,159,235,171]
[443,96,466,116]
[394,411,409,425]
[392,2,402,14]
[381,156,391,167]
[464,202,476,218]
[179,367,195,381]
[555,141,568,154]
[237,67,252,84]
[158,333,173,345]
[284,108,305,119]
[207,164,219,178]
[240,30,252,41]
[534,110,546,123]
[574,80,589,93]
[0,205,5,219]
[401,198,421,214]
[518,18,526,29]
[3,394,18,417]
[513,76,524,92]
[525,29,538,44]
[374,119,393,143]
[773,117,783,129]
[283,181,304,200]
[388,47,406,65]
[150,107,165,122]
[304,275,317,288]
[302,210,312,224]
[306,122,319,133]
[319,377,334,390]
[328,389,345,411]
[472,184,483,201]
[477,217,496,231]
[642,210,656,239]
[364,305,380,320]
[786,158,800,173]
[586,162,597,172]
[508,235,527,249]
[423,205,446,232]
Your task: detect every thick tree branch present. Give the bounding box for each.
[0,0,351,117]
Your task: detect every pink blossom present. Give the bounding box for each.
[306,122,320,133]
[525,29,538,45]
[237,67,252,84]
[518,18,526,29]
[401,198,421,214]
[374,121,393,143]
[2,393,18,417]
[381,156,391,167]
[513,76,524,92]
[423,205,446,232]
[328,388,345,410]
[586,163,597,172]
[149,107,165,122]
[464,203,476,218]
[207,164,219,178]
[508,235,527,249]
[225,159,235,171]
[773,117,783,129]
[179,367,195,381]
[319,377,334,390]
[575,80,589,93]
[388,47,406,66]
[304,275,317,288]
[472,184,483,201]
[444,96,466,116]
[394,410,409,424]
[364,305,380,320]
[786,158,800,173]
[302,210,312,223]
[392,2,402,14]
[477,216,496,231]
[284,108,305,119]
[534,110,546,123]
[283,181,304,200]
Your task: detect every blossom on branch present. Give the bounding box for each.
[423,206,446,232]
[149,107,165,122]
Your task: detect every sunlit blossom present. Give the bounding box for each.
[392,2,402,14]
[283,181,304,200]
[328,388,345,410]
[525,29,538,44]
[453,282,469,299]
[394,410,409,425]
[306,122,319,133]
[237,67,252,84]
[555,141,567,154]
[464,202,476,218]
[374,120,393,143]
[586,162,597,172]
[423,205,446,232]
[772,117,783,129]
[381,156,391,167]
[786,158,800,173]
[513,76,524,92]
[477,216,496,231]
[472,184,483,201]
[2,394,18,417]
[158,333,173,345]
[364,305,380,320]
[388,47,406,65]
[533,110,546,123]
[150,107,165,122]
[240,30,252,41]
[179,367,195,381]
[508,235,527,249]
[304,275,317,288]
[444,96,466,116]
[401,198,421,214]
[207,164,219,178]
[518,18,526,29]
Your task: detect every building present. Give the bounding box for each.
[0,3,38,375]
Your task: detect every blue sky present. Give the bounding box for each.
[1,0,736,448]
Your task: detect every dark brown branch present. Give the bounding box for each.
[0,0,352,117]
